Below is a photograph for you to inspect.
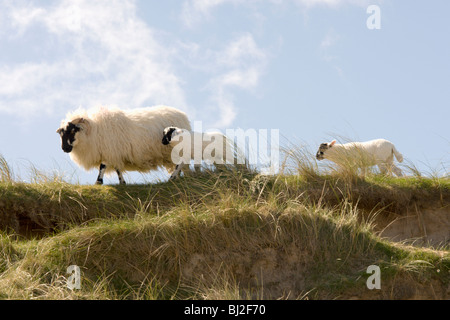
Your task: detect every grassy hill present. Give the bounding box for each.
[0,155,448,299]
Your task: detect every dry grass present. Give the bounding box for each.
[0,152,448,300]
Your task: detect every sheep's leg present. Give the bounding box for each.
[169,164,184,180]
[116,169,126,185]
[96,163,106,185]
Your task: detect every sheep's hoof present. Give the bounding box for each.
[95,180,103,185]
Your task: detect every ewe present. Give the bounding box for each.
[316,139,404,177]
[162,126,245,180]
[57,106,191,184]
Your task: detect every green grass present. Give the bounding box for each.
[0,153,448,299]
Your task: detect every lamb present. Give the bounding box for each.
[162,126,245,180]
[56,105,191,184]
[315,138,404,176]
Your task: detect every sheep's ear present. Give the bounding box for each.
[329,140,336,147]
[72,118,90,134]
[56,128,63,134]
[72,117,87,125]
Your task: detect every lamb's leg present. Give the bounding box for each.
[169,164,184,180]
[193,163,201,173]
[360,167,367,177]
[392,165,403,177]
[96,163,106,185]
[116,169,126,185]
[378,163,388,175]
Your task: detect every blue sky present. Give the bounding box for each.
[0,0,449,184]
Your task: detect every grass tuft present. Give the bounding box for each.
[0,155,448,299]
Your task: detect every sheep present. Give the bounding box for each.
[315,138,404,176]
[162,126,245,180]
[56,105,191,184]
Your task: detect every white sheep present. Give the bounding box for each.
[315,138,404,176]
[57,105,191,184]
[161,126,245,180]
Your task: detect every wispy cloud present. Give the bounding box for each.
[172,32,269,128]
[320,29,340,49]
[181,0,377,26]
[212,34,268,127]
[181,33,268,128]
[0,0,269,129]
[181,0,230,27]
[0,0,188,119]
[293,0,373,8]
[319,29,345,78]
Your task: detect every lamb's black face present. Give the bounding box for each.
[162,127,177,145]
[57,122,80,153]
[316,143,329,161]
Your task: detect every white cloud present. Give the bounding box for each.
[319,29,346,78]
[172,33,269,128]
[181,0,285,27]
[320,29,340,49]
[181,0,234,27]
[0,1,270,129]
[207,34,268,128]
[0,0,188,119]
[181,0,378,26]
[293,0,372,8]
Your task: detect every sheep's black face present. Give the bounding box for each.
[57,122,80,153]
[162,127,177,145]
[316,143,329,161]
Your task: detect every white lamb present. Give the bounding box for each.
[57,106,191,184]
[315,138,404,177]
[162,126,245,180]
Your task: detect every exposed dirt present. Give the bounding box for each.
[180,245,449,300]
[344,277,449,300]
[373,206,449,248]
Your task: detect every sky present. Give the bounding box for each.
[0,0,449,184]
